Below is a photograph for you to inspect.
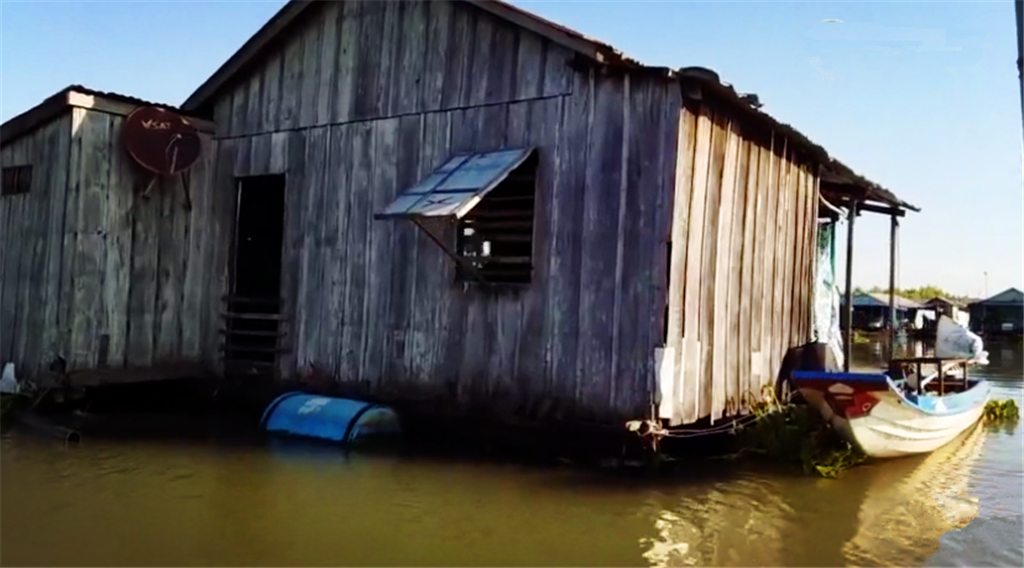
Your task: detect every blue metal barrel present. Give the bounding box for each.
[259,392,401,444]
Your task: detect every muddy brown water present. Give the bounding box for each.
[2,340,1022,567]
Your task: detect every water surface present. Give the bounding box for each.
[2,339,1022,567]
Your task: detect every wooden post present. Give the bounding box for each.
[888,214,899,359]
[844,201,857,372]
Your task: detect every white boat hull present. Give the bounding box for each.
[795,376,990,459]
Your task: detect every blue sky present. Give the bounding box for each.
[2,0,1021,298]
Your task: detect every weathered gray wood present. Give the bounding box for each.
[298,7,324,129]
[316,1,340,126]
[260,51,283,133]
[19,123,53,375]
[1,134,28,368]
[395,1,427,116]
[278,132,305,377]
[709,119,740,421]
[422,0,453,112]
[514,97,561,414]
[332,0,360,123]
[69,109,112,369]
[749,135,772,393]
[365,118,399,391]
[102,116,134,367]
[409,111,452,394]
[722,132,749,418]
[515,28,544,101]
[229,83,248,138]
[698,108,728,421]
[387,114,424,388]
[353,2,384,120]
[762,139,786,392]
[9,127,38,374]
[486,16,516,106]
[680,104,712,425]
[337,122,371,384]
[39,113,72,374]
[243,69,263,137]
[278,29,305,130]
[575,71,626,421]
[294,126,328,373]
[737,143,759,411]
[323,123,352,376]
[180,133,214,360]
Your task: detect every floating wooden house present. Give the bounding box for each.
[0,87,218,387]
[968,288,1024,336]
[2,0,917,429]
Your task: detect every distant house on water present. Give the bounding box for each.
[968,288,1024,336]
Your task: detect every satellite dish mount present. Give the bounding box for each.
[122,106,202,211]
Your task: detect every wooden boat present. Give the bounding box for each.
[790,357,991,458]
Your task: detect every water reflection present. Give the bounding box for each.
[0,338,1021,567]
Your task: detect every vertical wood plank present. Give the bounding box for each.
[278,133,306,377]
[514,29,544,100]
[422,0,452,112]
[57,109,85,367]
[3,137,30,371]
[333,0,361,123]
[386,114,423,388]
[737,143,760,411]
[180,134,214,359]
[697,108,728,421]
[749,134,773,395]
[365,118,400,391]
[760,139,786,393]
[663,104,696,424]
[229,85,247,138]
[486,18,516,105]
[39,113,72,374]
[724,135,751,418]
[413,110,453,392]
[102,116,134,367]
[395,0,427,116]
[467,11,494,107]
[575,72,625,421]
[442,5,474,110]
[513,97,561,415]
[295,127,329,371]
[315,0,340,126]
[680,104,712,425]
[324,123,352,376]
[279,31,305,130]
[243,70,263,136]
[69,110,111,369]
[298,8,324,128]
[353,1,384,120]
[260,50,283,133]
[338,122,371,385]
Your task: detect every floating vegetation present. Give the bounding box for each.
[730,386,865,479]
[983,399,1019,425]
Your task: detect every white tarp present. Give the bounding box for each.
[0,362,20,394]
[935,315,989,365]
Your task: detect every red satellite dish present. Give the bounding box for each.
[122,106,201,176]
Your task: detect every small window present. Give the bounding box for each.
[1,165,32,196]
[455,154,537,285]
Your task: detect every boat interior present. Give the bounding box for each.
[887,357,980,396]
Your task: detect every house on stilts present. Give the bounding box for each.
[1,0,917,432]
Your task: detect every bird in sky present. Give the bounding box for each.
[822,19,845,23]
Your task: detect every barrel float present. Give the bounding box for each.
[259,392,401,444]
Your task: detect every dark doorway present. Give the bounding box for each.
[224,175,286,375]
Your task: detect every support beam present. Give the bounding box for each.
[844,201,857,372]
[888,214,899,359]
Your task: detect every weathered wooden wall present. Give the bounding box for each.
[205,0,682,423]
[0,105,217,381]
[659,100,820,426]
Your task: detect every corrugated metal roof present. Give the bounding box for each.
[845,292,922,309]
[1,84,186,147]
[376,148,535,219]
[972,287,1024,306]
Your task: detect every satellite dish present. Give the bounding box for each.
[122,106,201,177]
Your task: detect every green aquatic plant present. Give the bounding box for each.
[983,399,1020,425]
[731,386,865,479]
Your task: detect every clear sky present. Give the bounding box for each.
[2,0,1021,299]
